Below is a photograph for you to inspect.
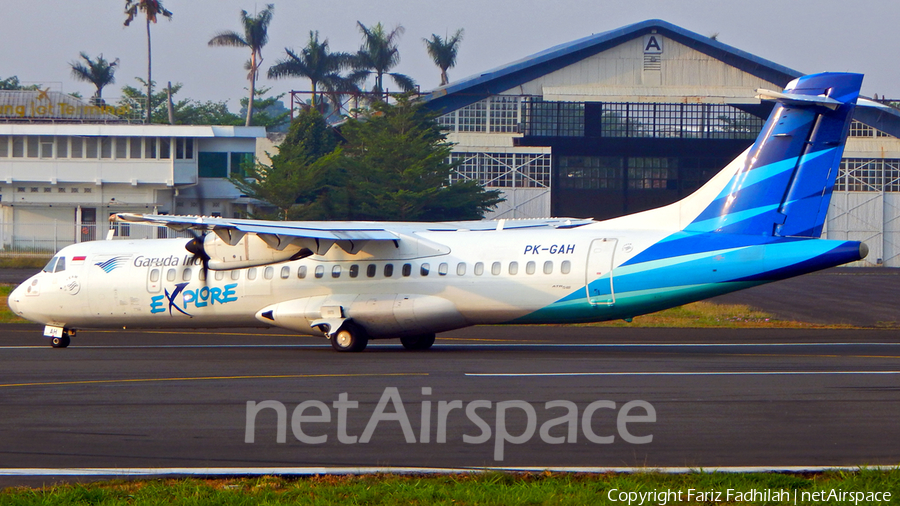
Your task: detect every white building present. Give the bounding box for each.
[0,90,265,253]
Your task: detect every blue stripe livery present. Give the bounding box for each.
[518,73,868,324]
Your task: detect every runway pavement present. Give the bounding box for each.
[1,324,899,486]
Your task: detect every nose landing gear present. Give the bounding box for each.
[47,328,75,348]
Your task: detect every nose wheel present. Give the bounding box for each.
[49,329,74,348]
[51,334,71,348]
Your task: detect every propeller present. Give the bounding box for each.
[184,231,212,284]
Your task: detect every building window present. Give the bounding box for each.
[458,100,486,132]
[836,158,900,192]
[558,156,623,190]
[524,99,584,137]
[0,136,7,157]
[56,137,68,158]
[176,138,194,159]
[198,152,228,178]
[27,136,40,157]
[37,136,52,158]
[230,152,254,176]
[627,157,679,190]
[115,137,127,159]
[145,137,157,158]
[160,138,171,158]
[85,137,99,158]
[489,96,521,133]
[11,136,24,157]
[100,137,113,159]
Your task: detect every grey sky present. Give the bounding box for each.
[3,0,897,110]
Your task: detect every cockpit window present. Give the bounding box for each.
[42,257,58,273]
[54,256,66,272]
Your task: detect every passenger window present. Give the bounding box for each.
[182,268,192,281]
[420,263,430,276]
[526,261,535,275]
[150,268,160,282]
[42,257,58,272]
[166,269,176,281]
[298,265,307,279]
[264,267,274,280]
[280,266,290,279]
[457,263,466,276]
[438,263,448,276]
[543,261,553,274]
[54,257,66,273]
[332,265,341,278]
[198,270,207,282]
[474,262,484,276]
[248,268,257,280]
[315,265,325,279]
[384,264,394,277]
[215,270,225,281]
[349,265,359,278]
[491,262,501,275]
[509,262,519,275]
[402,263,412,277]
[231,270,240,280]
[561,260,571,274]
[366,264,376,278]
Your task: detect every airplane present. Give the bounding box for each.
[7,72,869,352]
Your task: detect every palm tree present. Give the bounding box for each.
[208,4,275,127]
[69,52,120,105]
[124,0,173,124]
[350,22,416,98]
[423,29,464,86]
[268,31,356,110]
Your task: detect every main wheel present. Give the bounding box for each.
[400,333,436,351]
[51,334,70,348]
[330,322,368,352]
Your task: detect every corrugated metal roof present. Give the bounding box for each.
[422,19,803,113]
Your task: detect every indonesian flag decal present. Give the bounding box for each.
[72,256,87,264]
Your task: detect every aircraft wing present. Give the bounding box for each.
[112,213,594,241]
[112,213,400,242]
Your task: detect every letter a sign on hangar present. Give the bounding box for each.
[643,34,663,54]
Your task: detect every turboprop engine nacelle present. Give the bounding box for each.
[203,229,316,270]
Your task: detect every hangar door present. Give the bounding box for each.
[585,238,617,305]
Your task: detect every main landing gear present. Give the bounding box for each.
[400,333,436,351]
[330,322,369,352]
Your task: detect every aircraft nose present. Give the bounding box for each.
[7,284,23,315]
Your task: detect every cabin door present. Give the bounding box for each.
[585,238,617,305]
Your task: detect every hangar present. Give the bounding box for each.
[422,19,900,266]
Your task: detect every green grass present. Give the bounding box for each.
[0,285,27,324]
[0,257,50,269]
[1,470,898,504]
[584,300,851,328]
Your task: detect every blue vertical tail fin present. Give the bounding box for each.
[684,72,863,237]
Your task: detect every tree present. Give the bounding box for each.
[0,76,41,91]
[423,29,464,86]
[208,4,274,127]
[349,22,416,97]
[124,0,173,124]
[338,96,502,221]
[119,79,243,125]
[69,52,119,104]
[268,30,356,110]
[237,87,291,130]
[228,108,340,219]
